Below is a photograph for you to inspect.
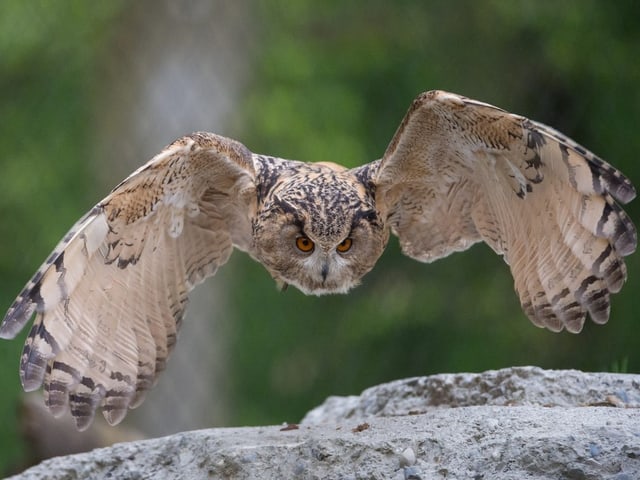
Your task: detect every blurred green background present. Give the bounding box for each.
[1,0,638,474]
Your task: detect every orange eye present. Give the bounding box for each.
[336,238,353,253]
[296,236,315,253]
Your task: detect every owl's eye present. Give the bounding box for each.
[295,236,315,253]
[336,238,353,253]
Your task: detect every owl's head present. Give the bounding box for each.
[252,172,388,295]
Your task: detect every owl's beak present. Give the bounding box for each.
[320,261,329,283]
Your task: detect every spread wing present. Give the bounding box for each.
[375,90,636,333]
[0,132,257,430]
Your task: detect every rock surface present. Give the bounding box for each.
[11,367,640,479]
[302,366,640,423]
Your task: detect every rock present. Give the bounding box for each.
[10,367,640,479]
[301,366,640,423]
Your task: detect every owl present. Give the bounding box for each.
[1,91,636,430]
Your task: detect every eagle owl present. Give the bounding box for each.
[1,91,636,430]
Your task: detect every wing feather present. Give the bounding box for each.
[1,132,256,429]
[375,90,636,332]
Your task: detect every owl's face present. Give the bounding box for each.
[252,172,389,295]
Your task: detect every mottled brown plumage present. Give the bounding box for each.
[1,91,636,429]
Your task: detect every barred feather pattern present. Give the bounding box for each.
[0,133,256,430]
[375,90,636,333]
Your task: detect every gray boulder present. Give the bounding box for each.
[10,367,640,479]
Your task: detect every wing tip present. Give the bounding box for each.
[70,391,103,431]
[1,292,40,339]
[615,228,637,257]
[102,397,133,427]
[599,167,636,205]
[613,179,636,205]
[21,356,48,392]
[0,315,26,340]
